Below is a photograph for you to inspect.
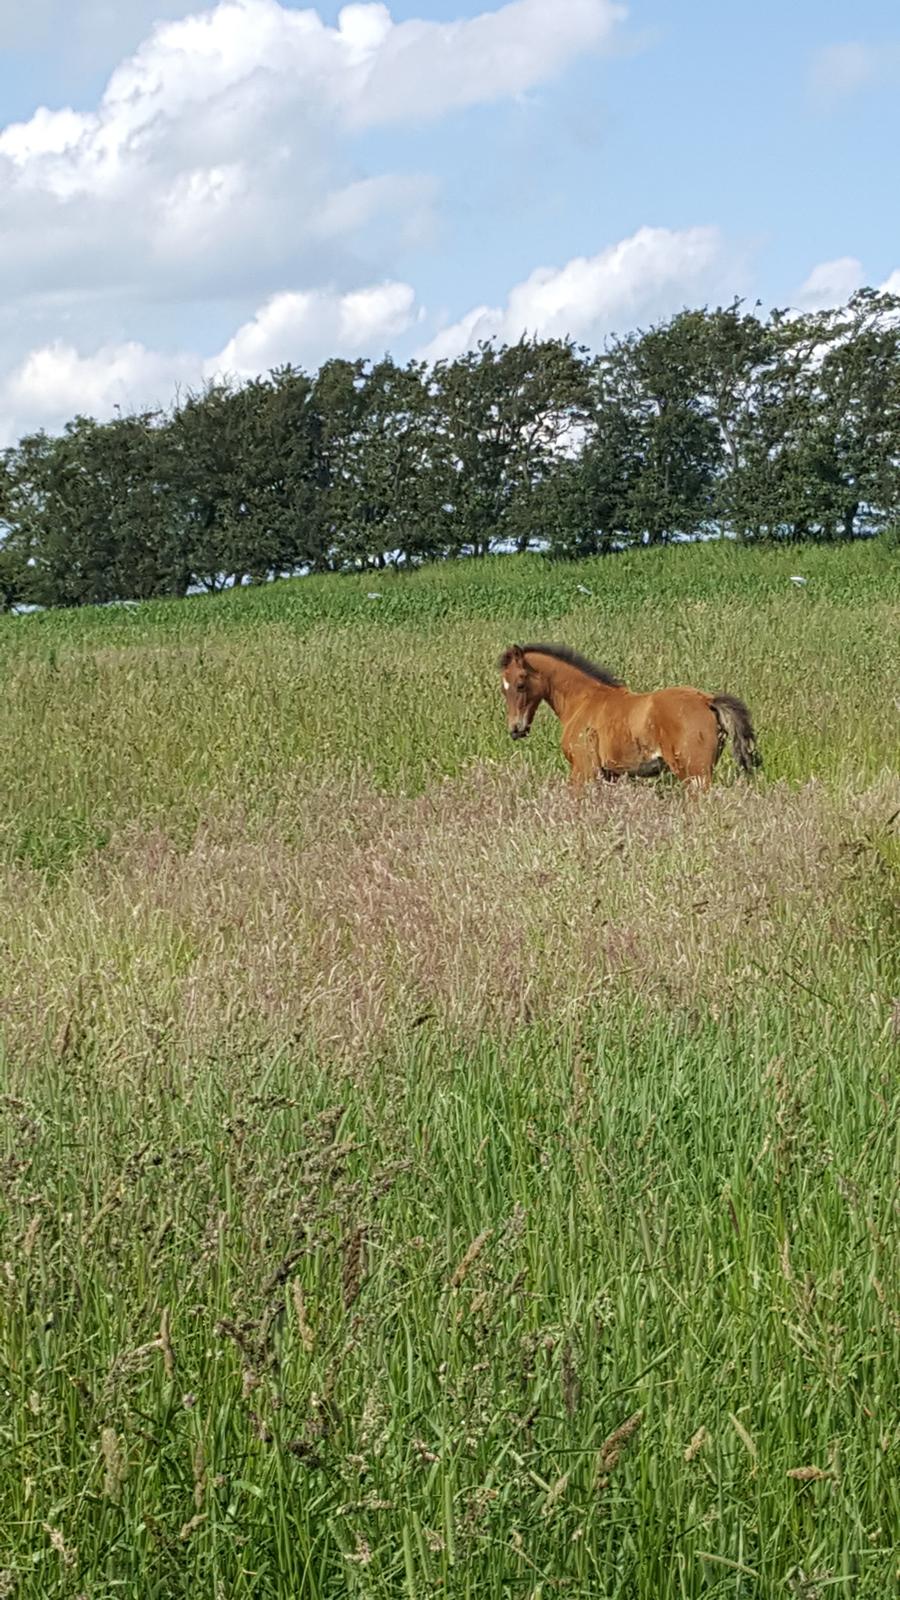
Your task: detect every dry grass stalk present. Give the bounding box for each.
[412,1438,440,1464]
[5,767,894,1067]
[81,1186,123,1246]
[179,1514,207,1541]
[342,1225,365,1310]
[21,1214,41,1257]
[43,1524,77,1568]
[787,1466,832,1482]
[192,1439,207,1510]
[104,1326,174,1395]
[684,1426,708,1462]
[344,1534,373,1566]
[541,1471,571,1518]
[872,1277,900,1332]
[599,1409,644,1472]
[291,1278,315,1353]
[100,1427,126,1501]
[728,1413,758,1463]
[450,1227,492,1289]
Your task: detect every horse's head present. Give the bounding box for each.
[498,645,543,740]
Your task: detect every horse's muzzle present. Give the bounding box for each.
[510,727,529,741]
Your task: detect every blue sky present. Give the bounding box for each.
[0,0,897,442]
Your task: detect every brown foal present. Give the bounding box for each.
[499,643,760,790]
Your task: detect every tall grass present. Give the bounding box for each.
[1,540,897,874]
[0,540,898,1596]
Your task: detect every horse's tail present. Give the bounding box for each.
[710,694,761,775]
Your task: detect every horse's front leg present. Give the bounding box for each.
[565,750,589,789]
[567,729,602,789]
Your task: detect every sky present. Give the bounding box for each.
[0,0,898,444]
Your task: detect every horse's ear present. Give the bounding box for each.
[509,644,525,664]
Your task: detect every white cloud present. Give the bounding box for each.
[209,281,420,378]
[0,221,749,440]
[336,0,626,128]
[419,225,734,360]
[0,0,626,187]
[0,0,626,215]
[0,0,628,388]
[0,279,422,443]
[795,258,900,311]
[796,257,865,311]
[0,340,198,445]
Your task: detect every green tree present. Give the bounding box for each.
[599,318,724,544]
[540,380,638,559]
[432,338,592,556]
[0,414,184,607]
[0,543,27,611]
[725,293,900,541]
[316,357,444,569]
[796,290,900,540]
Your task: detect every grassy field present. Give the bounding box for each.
[0,539,898,1597]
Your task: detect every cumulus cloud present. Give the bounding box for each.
[0,279,422,443]
[0,0,634,441]
[796,257,865,311]
[418,225,735,360]
[1,0,626,184]
[209,281,421,378]
[334,0,626,127]
[795,257,900,311]
[0,339,194,447]
[0,221,749,440]
[0,0,630,409]
[0,220,740,440]
[0,0,626,301]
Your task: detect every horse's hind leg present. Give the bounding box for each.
[659,730,716,791]
[664,756,711,792]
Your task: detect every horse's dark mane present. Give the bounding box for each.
[517,643,623,689]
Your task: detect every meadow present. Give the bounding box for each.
[0,538,898,1598]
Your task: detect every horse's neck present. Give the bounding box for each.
[540,659,612,722]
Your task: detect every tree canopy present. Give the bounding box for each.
[2,291,898,610]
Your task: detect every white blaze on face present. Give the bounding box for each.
[502,678,510,691]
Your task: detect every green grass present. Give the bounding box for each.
[1,539,897,873]
[0,540,898,1596]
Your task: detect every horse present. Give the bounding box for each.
[498,643,761,790]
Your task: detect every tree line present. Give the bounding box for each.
[1,290,898,610]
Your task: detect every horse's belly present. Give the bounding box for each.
[604,726,663,776]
